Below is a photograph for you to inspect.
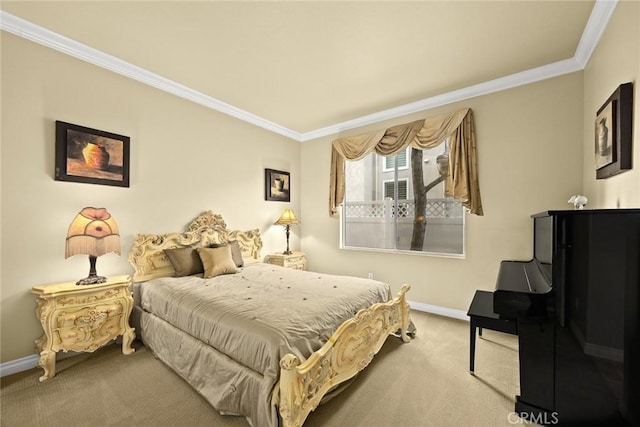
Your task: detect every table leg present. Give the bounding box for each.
[470,318,476,372]
[122,327,136,355]
[37,349,56,382]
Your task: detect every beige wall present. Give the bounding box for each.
[298,1,639,320]
[3,2,638,366]
[0,34,301,362]
[300,73,584,312]
[583,0,640,208]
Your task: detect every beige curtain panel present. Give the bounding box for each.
[329,108,483,216]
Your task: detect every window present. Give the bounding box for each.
[342,146,464,256]
[383,179,408,200]
[382,148,409,172]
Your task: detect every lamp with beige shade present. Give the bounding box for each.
[274,209,299,255]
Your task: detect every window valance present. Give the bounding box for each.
[329,108,483,216]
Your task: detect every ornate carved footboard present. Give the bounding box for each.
[279,284,412,427]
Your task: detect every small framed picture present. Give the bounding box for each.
[594,100,615,170]
[595,82,633,180]
[265,168,290,202]
[55,121,130,187]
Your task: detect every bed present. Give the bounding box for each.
[128,211,413,427]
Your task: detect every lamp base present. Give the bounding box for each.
[76,255,107,285]
[283,250,292,255]
[76,275,107,286]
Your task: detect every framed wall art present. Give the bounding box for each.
[595,82,633,180]
[55,121,130,187]
[265,168,290,202]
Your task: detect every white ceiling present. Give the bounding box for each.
[1,1,612,141]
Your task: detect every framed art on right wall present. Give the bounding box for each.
[595,82,633,180]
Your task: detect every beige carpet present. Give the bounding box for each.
[1,311,527,427]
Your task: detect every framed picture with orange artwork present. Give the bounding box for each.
[55,121,130,187]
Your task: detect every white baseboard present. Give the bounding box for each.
[0,354,39,378]
[584,342,624,362]
[569,320,623,362]
[0,350,87,378]
[409,300,469,321]
[1,302,465,378]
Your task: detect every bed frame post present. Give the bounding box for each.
[279,354,302,427]
[278,284,412,427]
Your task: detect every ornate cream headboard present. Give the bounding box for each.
[128,211,263,282]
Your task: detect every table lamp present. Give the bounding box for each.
[274,209,299,255]
[65,207,120,285]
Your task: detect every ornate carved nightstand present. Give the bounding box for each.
[31,275,135,382]
[266,251,307,271]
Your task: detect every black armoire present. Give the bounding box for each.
[529,209,639,426]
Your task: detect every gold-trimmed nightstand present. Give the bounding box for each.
[266,251,307,271]
[31,275,135,382]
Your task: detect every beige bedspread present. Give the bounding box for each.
[138,263,391,426]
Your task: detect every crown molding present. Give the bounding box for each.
[302,0,618,141]
[0,11,302,141]
[0,0,617,143]
[574,0,618,68]
[300,57,584,141]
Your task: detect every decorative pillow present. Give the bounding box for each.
[163,247,204,277]
[197,246,237,278]
[209,240,244,267]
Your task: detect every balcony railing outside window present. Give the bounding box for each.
[342,197,464,254]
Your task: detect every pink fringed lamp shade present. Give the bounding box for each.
[66,207,120,285]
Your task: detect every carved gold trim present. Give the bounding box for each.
[127,211,412,426]
[229,228,263,261]
[279,284,412,427]
[33,279,135,381]
[56,288,122,306]
[128,211,263,282]
[266,252,307,271]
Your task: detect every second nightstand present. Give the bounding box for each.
[31,275,135,382]
[266,251,307,271]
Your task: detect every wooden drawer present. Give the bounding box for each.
[53,299,127,352]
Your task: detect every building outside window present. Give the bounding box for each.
[342,144,464,255]
[382,148,409,172]
[383,179,408,200]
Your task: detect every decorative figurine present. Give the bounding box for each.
[568,195,588,210]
